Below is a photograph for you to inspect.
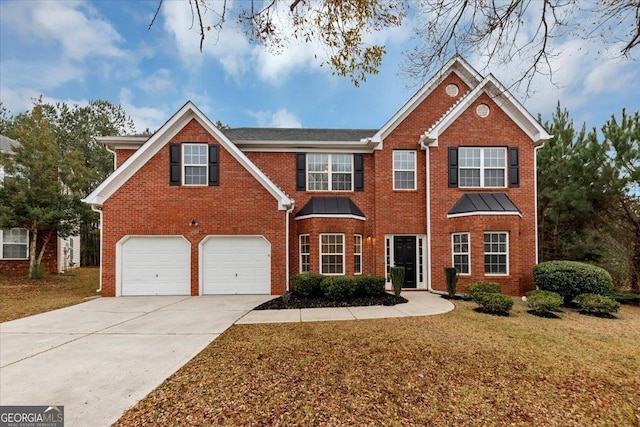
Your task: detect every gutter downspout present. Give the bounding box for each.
[90,205,103,294]
[104,145,117,171]
[284,202,295,292]
[425,145,433,291]
[534,143,544,266]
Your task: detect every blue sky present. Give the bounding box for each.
[1,1,638,133]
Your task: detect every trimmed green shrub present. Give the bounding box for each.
[356,275,386,296]
[390,266,405,297]
[526,290,562,314]
[473,292,514,315]
[611,292,640,306]
[533,261,613,305]
[575,293,620,316]
[444,267,459,297]
[467,282,501,298]
[320,276,358,300]
[290,273,324,297]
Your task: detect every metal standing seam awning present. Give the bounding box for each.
[295,197,366,220]
[447,193,521,217]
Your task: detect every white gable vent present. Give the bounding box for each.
[476,103,490,118]
[445,84,459,97]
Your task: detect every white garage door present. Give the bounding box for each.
[202,236,270,294]
[120,236,190,296]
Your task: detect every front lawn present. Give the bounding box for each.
[115,299,640,426]
[0,267,99,322]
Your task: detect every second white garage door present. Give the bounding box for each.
[201,236,271,294]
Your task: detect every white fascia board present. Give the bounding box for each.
[96,136,148,148]
[84,101,293,210]
[371,55,483,146]
[447,211,522,219]
[424,75,552,145]
[235,138,378,153]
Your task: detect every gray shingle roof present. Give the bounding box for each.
[295,196,366,219]
[223,128,378,142]
[448,193,520,216]
[0,134,19,153]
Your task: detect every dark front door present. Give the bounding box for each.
[393,236,417,288]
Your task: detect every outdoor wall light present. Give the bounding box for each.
[190,220,198,226]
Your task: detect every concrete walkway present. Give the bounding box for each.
[237,291,454,324]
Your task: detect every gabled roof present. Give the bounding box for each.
[421,74,552,147]
[447,193,521,218]
[295,196,366,221]
[83,102,293,210]
[370,55,483,145]
[0,134,19,153]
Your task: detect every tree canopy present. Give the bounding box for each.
[153,0,640,88]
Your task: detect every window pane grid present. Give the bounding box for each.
[484,232,508,274]
[393,151,416,190]
[459,147,506,187]
[299,235,310,273]
[183,144,208,185]
[307,154,352,191]
[452,233,470,274]
[2,229,28,259]
[354,235,362,274]
[321,234,344,275]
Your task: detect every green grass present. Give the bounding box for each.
[114,300,640,426]
[0,267,99,322]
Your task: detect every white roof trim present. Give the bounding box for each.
[83,101,293,210]
[447,211,523,219]
[234,138,378,152]
[96,136,148,149]
[421,74,552,147]
[371,55,483,146]
[295,214,366,221]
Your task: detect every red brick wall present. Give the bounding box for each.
[100,119,287,296]
[115,149,137,168]
[0,230,58,275]
[428,93,537,295]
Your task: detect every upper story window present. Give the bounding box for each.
[1,228,28,260]
[459,147,506,188]
[182,144,208,185]
[393,150,416,190]
[307,154,353,191]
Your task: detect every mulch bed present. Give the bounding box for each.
[254,292,408,310]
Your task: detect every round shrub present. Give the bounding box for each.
[575,293,620,316]
[526,290,562,315]
[320,276,357,300]
[533,261,613,305]
[356,275,386,296]
[290,273,324,297]
[467,282,501,298]
[473,292,513,315]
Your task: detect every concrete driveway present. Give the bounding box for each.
[0,295,271,427]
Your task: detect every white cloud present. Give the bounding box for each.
[119,88,169,133]
[138,69,174,94]
[27,1,124,61]
[252,108,302,128]
[161,1,251,78]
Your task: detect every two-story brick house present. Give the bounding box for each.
[84,56,550,297]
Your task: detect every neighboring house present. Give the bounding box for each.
[0,134,81,275]
[84,56,550,297]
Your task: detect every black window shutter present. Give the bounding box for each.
[509,147,519,187]
[448,147,458,188]
[209,145,219,186]
[169,144,181,186]
[354,153,364,192]
[296,153,306,191]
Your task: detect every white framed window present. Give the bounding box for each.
[299,234,310,273]
[307,154,353,191]
[1,228,29,259]
[354,234,362,275]
[183,144,208,186]
[452,233,470,275]
[484,232,508,275]
[393,150,416,190]
[320,233,345,275]
[459,147,506,188]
